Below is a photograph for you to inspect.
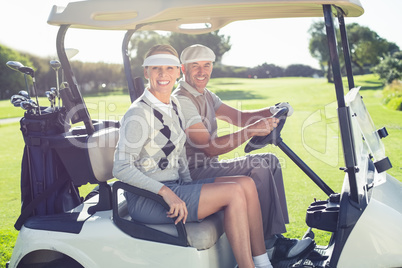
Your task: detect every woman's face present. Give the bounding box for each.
[144,52,181,96]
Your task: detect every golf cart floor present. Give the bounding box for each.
[287,245,332,268]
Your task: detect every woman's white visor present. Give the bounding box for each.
[142,54,181,67]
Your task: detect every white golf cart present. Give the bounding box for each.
[7,0,402,267]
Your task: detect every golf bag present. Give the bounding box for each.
[15,108,81,230]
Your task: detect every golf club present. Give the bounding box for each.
[18,90,30,99]
[20,100,38,114]
[50,60,61,109]
[65,48,79,59]
[10,95,28,108]
[50,87,57,111]
[6,61,23,71]
[6,61,31,97]
[18,66,41,115]
[46,90,56,112]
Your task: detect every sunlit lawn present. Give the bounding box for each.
[1,74,401,266]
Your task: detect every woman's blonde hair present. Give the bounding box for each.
[144,44,179,58]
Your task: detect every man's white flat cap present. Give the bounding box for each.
[180,44,216,64]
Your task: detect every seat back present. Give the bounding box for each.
[87,127,120,182]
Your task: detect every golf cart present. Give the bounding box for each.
[7,0,402,267]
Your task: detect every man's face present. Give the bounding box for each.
[182,61,213,92]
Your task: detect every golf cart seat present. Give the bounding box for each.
[85,124,226,250]
[113,184,225,250]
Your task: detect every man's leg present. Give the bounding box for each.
[190,153,287,238]
[257,153,289,224]
[190,153,315,263]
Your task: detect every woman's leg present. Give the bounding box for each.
[215,176,266,257]
[197,178,254,268]
[198,175,267,268]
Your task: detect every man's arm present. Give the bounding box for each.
[185,116,278,157]
[216,103,273,127]
[216,102,293,127]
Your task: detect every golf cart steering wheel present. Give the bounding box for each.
[244,107,288,153]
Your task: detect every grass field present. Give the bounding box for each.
[1,75,401,266]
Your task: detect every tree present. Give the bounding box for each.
[129,31,170,79]
[250,63,284,78]
[346,23,399,74]
[168,31,231,63]
[284,64,323,77]
[0,44,33,99]
[308,21,333,82]
[128,30,231,79]
[71,61,125,92]
[308,21,400,83]
[372,51,402,84]
[25,54,53,96]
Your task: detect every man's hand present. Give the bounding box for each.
[246,117,279,137]
[158,186,188,225]
[269,102,294,117]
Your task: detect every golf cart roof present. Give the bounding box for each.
[47,0,364,33]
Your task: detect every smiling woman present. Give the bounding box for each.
[113,44,273,268]
[142,47,181,103]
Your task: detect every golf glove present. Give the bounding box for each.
[269,102,294,117]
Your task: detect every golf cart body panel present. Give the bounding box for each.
[47,0,363,32]
[332,86,402,267]
[9,126,235,267]
[338,174,402,268]
[8,0,402,268]
[11,206,235,268]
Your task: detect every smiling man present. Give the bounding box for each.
[173,44,315,264]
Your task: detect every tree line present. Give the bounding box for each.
[0,21,400,100]
[309,21,399,82]
[0,46,127,100]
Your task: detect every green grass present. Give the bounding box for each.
[1,75,401,266]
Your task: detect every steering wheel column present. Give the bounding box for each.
[244,106,334,196]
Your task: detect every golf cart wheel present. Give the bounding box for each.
[17,250,83,268]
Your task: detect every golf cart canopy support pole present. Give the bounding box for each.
[323,5,359,203]
[337,10,355,90]
[56,24,94,134]
[122,29,137,103]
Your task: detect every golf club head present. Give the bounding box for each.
[11,95,27,107]
[51,87,58,97]
[46,90,55,108]
[18,66,35,78]
[20,100,34,111]
[50,60,61,71]
[65,48,79,59]
[6,61,24,71]
[27,99,38,109]
[18,90,30,99]
[45,91,52,100]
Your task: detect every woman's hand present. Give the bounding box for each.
[158,186,188,225]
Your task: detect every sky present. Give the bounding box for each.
[1,0,401,69]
